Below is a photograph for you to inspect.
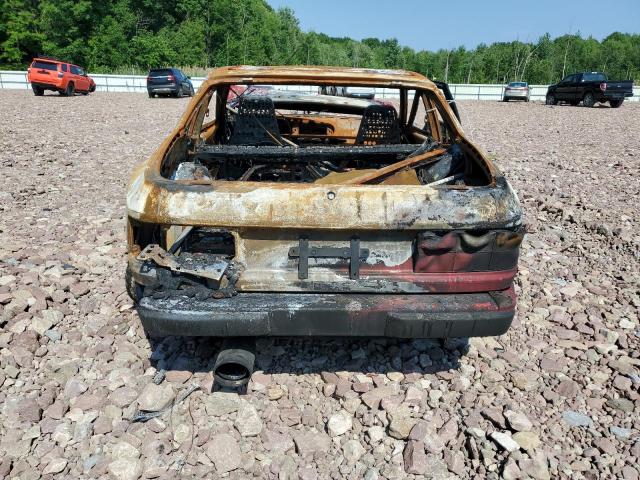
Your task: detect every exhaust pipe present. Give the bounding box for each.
[213,338,256,388]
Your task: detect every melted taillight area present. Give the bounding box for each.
[414,228,524,273]
[600,82,607,92]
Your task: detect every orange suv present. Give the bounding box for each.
[27,57,96,96]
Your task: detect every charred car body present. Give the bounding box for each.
[126,66,523,341]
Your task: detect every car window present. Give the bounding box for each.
[61,64,67,72]
[71,65,80,75]
[508,82,527,87]
[150,69,173,77]
[582,73,606,82]
[32,60,58,71]
[409,90,454,144]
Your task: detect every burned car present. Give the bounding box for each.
[126,66,523,343]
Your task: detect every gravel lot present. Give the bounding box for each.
[0,89,639,480]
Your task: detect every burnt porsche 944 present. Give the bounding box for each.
[126,66,524,339]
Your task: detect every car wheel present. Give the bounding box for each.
[610,98,624,108]
[32,85,44,96]
[503,97,509,102]
[569,100,579,106]
[545,94,557,105]
[583,92,595,108]
[148,91,155,98]
[61,82,75,96]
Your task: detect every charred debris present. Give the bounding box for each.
[161,89,491,187]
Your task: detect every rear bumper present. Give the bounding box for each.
[504,90,529,98]
[30,81,63,90]
[136,287,516,338]
[148,85,179,94]
[600,91,631,100]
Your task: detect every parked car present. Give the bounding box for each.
[147,68,194,98]
[126,66,524,385]
[503,82,530,102]
[545,72,633,108]
[319,85,375,99]
[27,56,95,96]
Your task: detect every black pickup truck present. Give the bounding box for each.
[546,72,634,108]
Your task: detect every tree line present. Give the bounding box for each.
[1,0,638,84]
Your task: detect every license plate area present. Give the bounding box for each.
[289,236,370,280]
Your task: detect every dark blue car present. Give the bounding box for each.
[147,68,194,98]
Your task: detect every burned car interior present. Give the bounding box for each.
[160,83,491,187]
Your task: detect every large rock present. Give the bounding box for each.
[327,410,352,437]
[205,433,242,474]
[107,459,143,480]
[234,400,263,436]
[388,414,416,440]
[561,410,593,428]
[204,391,241,416]
[403,440,428,475]
[504,410,533,432]
[360,385,397,410]
[342,439,366,464]
[136,383,175,412]
[490,432,520,452]
[293,430,330,457]
[43,458,67,475]
[513,431,541,450]
[409,421,444,453]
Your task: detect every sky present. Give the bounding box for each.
[265,0,640,51]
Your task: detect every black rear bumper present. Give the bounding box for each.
[136,289,515,338]
[147,85,179,95]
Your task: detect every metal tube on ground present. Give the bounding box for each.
[213,338,256,388]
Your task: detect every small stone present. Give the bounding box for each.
[31,316,54,335]
[17,398,42,422]
[363,468,379,480]
[43,458,67,475]
[342,439,366,464]
[205,433,241,474]
[403,440,428,475]
[234,400,262,436]
[490,431,520,452]
[606,398,634,412]
[609,426,631,439]
[410,421,444,453]
[367,426,385,444]
[619,318,635,329]
[519,451,550,480]
[504,410,533,432]
[204,391,240,416]
[267,386,285,400]
[293,430,330,457]
[389,415,417,440]
[562,410,593,427]
[386,372,404,382]
[136,383,175,412]
[513,431,541,450]
[164,370,192,383]
[327,410,352,437]
[360,385,397,410]
[594,437,616,455]
[107,459,143,480]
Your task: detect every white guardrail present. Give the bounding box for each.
[1,70,638,102]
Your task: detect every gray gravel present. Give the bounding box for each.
[1,89,639,479]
